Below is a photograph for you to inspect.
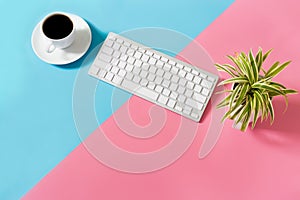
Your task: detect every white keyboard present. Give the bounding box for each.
[88,32,218,122]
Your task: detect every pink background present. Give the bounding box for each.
[24,0,300,199]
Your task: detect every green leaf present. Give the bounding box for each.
[249,49,259,82]
[235,100,251,127]
[218,77,249,86]
[227,55,240,68]
[221,109,235,122]
[228,55,246,75]
[255,48,263,72]
[262,49,273,62]
[217,94,232,108]
[239,55,254,84]
[215,63,237,77]
[230,83,249,112]
[253,90,267,122]
[252,92,261,129]
[229,84,242,109]
[265,61,291,78]
[229,105,244,120]
[269,81,286,89]
[282,89,298,95]
[266,96,275,124]
[241,105,252,131]
[252,82,285,96]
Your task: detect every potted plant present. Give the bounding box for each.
[215,48,297,131]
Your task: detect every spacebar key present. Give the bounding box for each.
[121,79,159,101]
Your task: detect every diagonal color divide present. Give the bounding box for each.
[23,0,300,199]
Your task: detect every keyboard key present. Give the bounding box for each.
[153,53,160,60]
[111,66,119,74]
[133,75,141,83]
[140,79,148,86]
[183,107,192,115]
[163,72,172,80]
[137,87,159,101]
[162,88,171,96]
[170,83,178,91]
[200,73,207,79]
[186,98,204,111]
[170,91,178,99]
[171,75,179,83]
[177,86,185,94]
[145,50,153,56]
[147,73,155,81]
[102,46,114,55]
[170,67,179,74]
[112,75,122,85]
[89,67,99,75]
[125,64,133,72]
[98,70,106,78]
[175,102,184,112]
[193,76,201,84]
[201,79,213,89]
[105,72,114,81]
[157,68,164,77]
[178,95,186,103]
[141,54,149,62]
[149,57,157,65]
[194,85,202,93]
[112,43,120,50]
[155,85,163,93]
[142,63,150,70]
[99,53,112,63]
[118,69,126,77]
[163,63,171,71]
[186,81,194,90]
[147,82,155,90]
[208,76,215,82]
[149,66,157,74]
[192,69,199,76]
[158,95,168,105]
[161,56,168,62]
[105,39,114,47]
[118,61,126,69]
[179,79,187,86]
[186,73,194,81]
[162,80,170,88]
[192,93,206,104]
[127,57,135,64]
[134,51,142,59]
[134,60,142,67]
[185,89,193,98]
[154,76,163,85]
[176,63,184,69]
[125,72,134,80]
[156,60,164,67]
[119,46,128,53]
[133,67,141,75]
[112,51,121,58]
[140,70,148,78]
[168,60,176,65]
[178,70,186,77]
[201,88,210,96]
[167,99,176,108]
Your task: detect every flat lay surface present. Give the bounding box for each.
[1,0,300,199]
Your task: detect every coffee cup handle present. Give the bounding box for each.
[46,43,56,53]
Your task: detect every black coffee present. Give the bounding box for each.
[42,14,73,39]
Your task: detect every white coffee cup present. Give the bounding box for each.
[40,12,76,53]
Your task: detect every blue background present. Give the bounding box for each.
[0,0,233,199]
